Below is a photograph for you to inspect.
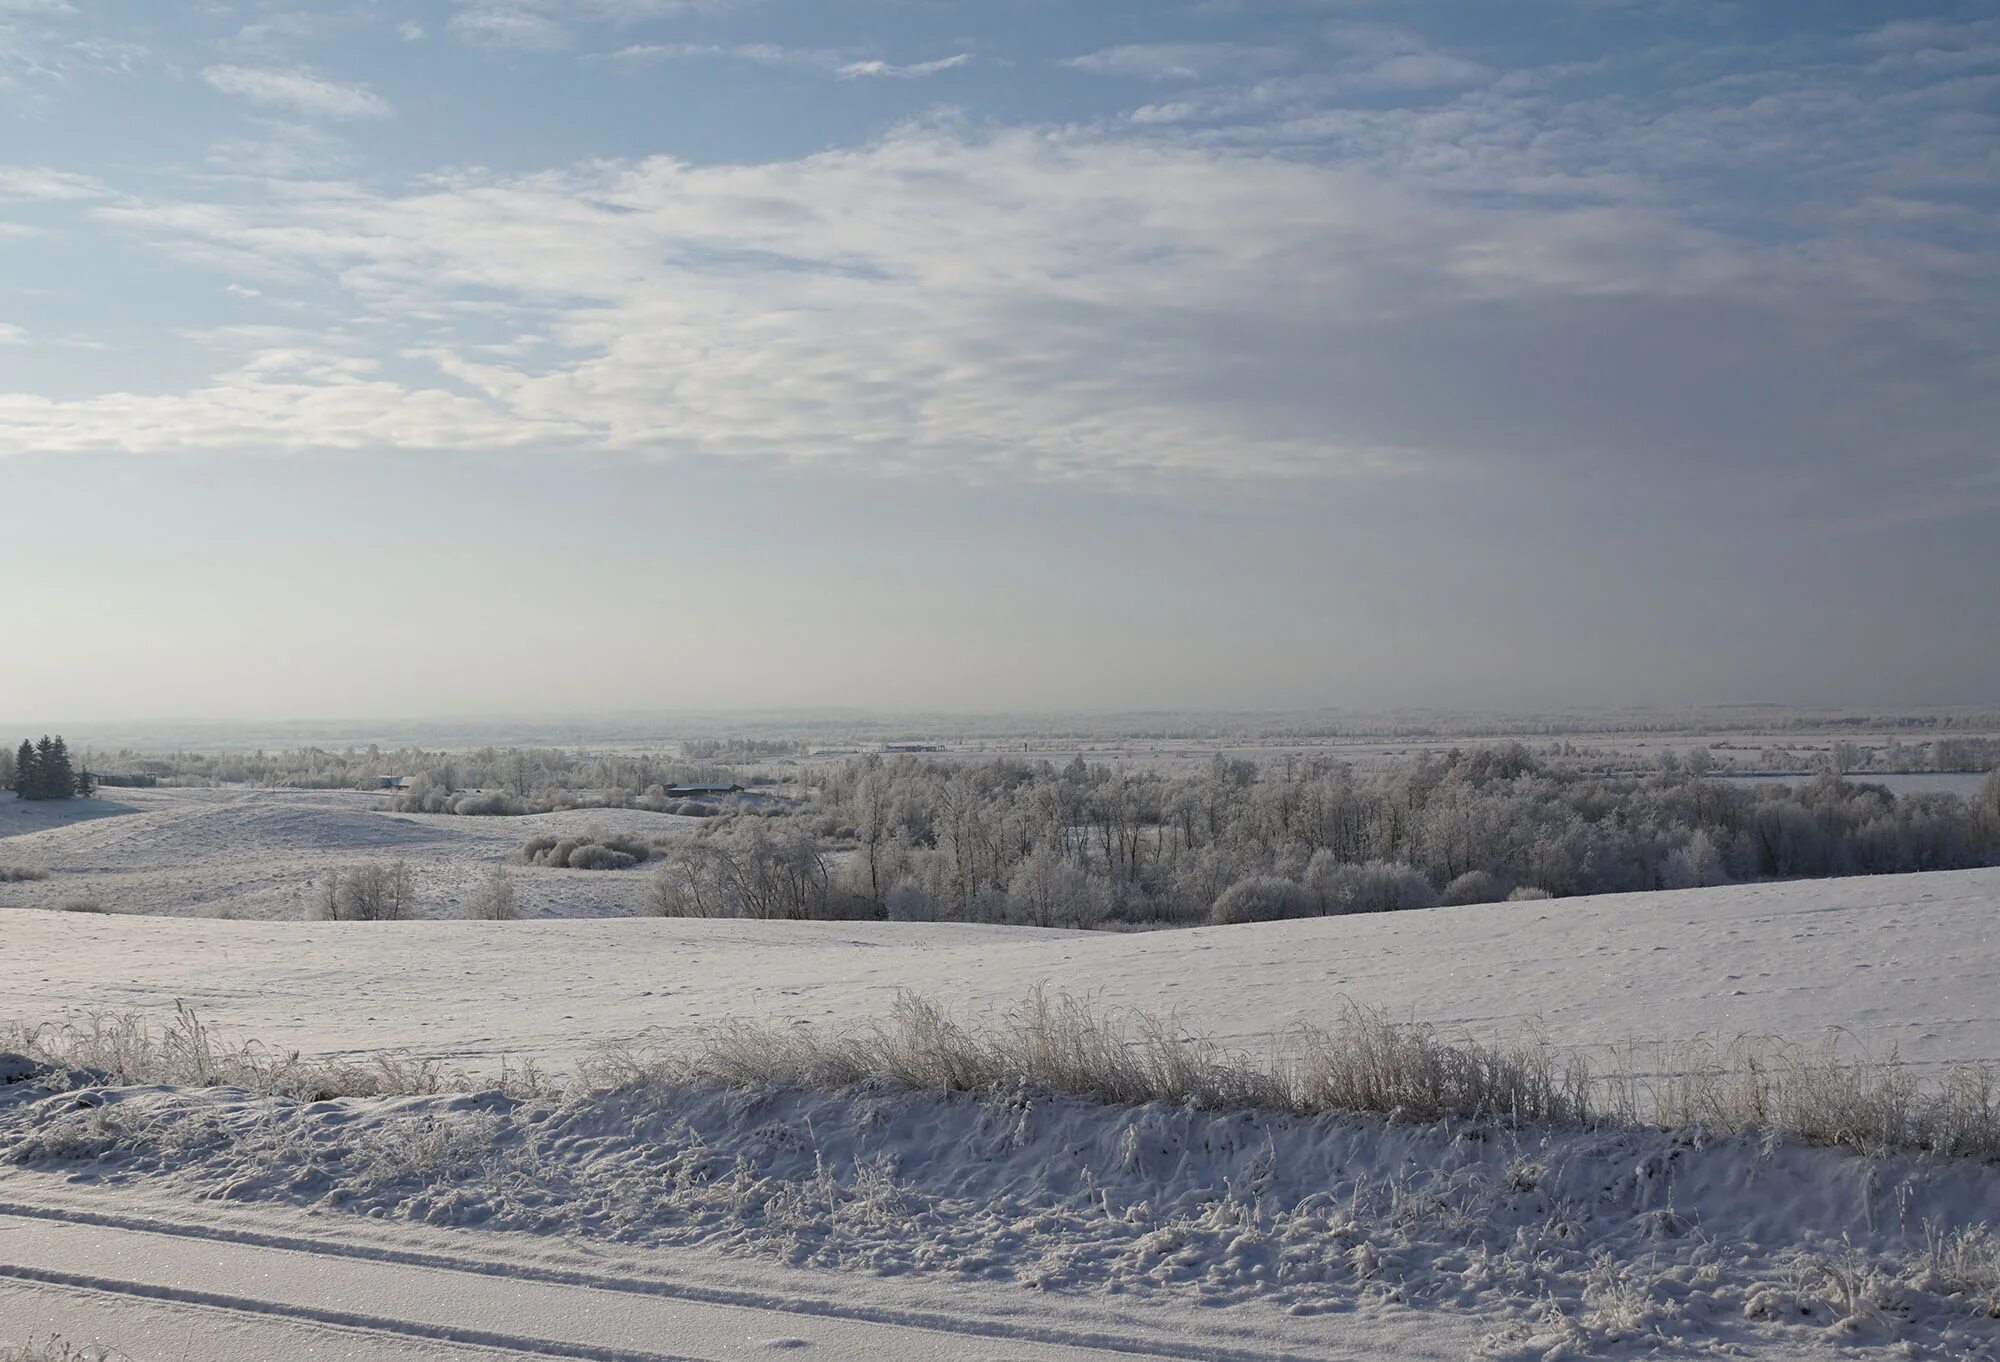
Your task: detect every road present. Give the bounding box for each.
[0,1194,1346,1362]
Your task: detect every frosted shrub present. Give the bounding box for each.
[1660,829,1731,889]
[310,861,416,921]
[1209,875,1316,925]
[1309,857,1438,915]
[460,865,520,920]
[884,880,934,922]
[449,791,521,816]
[1439,869,1507,906]
[0,866,50,883]
[522,832,652,869]
[1507,885,1554,901]
[566,844,638,871]
[645,844,739,917]
[1005,848,1110,928]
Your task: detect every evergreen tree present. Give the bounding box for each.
[45,736,75,799]
[17,736,77,801]
[33,737,57,800]
[74,766,95,798]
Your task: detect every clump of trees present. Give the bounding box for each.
[521,831,658,870]
[309,861,417,921]
[645,824,854,920]
[646,746,2000,931]
[9,736,91,801]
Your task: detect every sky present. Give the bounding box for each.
[1,0,1996,723]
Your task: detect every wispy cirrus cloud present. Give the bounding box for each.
[449,0,750,53]
[0,164,106,199]
[1064,42,1292,82]
[202,65,393,119]
[447,7,570,52]
[607,43,969,79]
[838,53,968,79]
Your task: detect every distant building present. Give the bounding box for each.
[376,776,408,789]
[666,783,743,797]
[883,744,942,753]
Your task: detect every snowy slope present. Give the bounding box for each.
[0,786,701,920]
[3,867,1996,1076]
[7,788,2000,1360]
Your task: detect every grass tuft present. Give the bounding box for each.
[10,993,2000,1160]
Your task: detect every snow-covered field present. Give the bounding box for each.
[0,786,698,920]
[5,787,2000,1359]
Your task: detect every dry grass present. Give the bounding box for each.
[11,993,2000,1160]
[1603,1033,2000,1160]
[3,1005,463,1102]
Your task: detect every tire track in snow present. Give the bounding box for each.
[0,1199,1309,1362]
[0,1261,712,1362]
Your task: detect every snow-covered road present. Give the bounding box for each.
[0,1182,1454,1362]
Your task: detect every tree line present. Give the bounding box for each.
[7,736,93,801]
[641,747,2000,928]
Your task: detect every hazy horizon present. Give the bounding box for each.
[4,1,1996,720]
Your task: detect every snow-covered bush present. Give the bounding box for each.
[884,880,934,922]
[1439,869,1508,906]
[1308,858,1438,915]
[460,865,520,920]
[0,866,49,883]
[1507,885,1554,901]
[522,832,652,870]
[309,861,415,921]
[565,844,638,871]
[1209,875,1316,925]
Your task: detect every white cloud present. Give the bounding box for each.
[0,322,25,344]
[1065,43,1291,82]
[838,53,969,80]
[0,164,105,199]
[18,119,1983,500]
[607,42,844,70]
[448,0,752,51]
[606,44,968,80]
[202,65,393,119]
[448,7,569,52]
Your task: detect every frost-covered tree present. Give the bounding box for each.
[1210,875,1316,925]
[461,865,520,920]
[312,861,416,921]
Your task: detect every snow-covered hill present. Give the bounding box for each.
[6,788,2000,1359]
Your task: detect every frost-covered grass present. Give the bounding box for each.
[7,1050,2000,1358]
[1605,1032,2000,1161]
[8,993,2000,1159]
[2,1005,470,1102]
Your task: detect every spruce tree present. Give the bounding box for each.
[12,740,33,799]
[33,736,57,800]
[45,736,75,799]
